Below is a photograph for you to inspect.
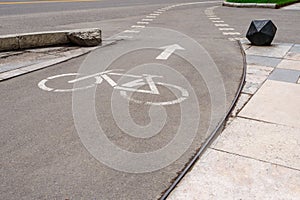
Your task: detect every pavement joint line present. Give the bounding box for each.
[237,113,281,126]
[209,147,300,172]
[282,44,295,58]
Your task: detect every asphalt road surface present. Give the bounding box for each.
[1,1,246,199]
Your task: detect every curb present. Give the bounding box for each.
[0,28,101,52]
[223,1,277,8]
[160,40,247,199]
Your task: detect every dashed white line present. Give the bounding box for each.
[137,21,149,25]
[123,30,140,33]
[228,37,243,41]
[209,17,220,20]
[142,18,153,21]
[212,20,224,23]
[154,11,163,14]
[223,32,241,35]
[131,25,145,28]
[146,16,156,18]
[215,24,229,27]
[114,35,133,39]
[150,13,160,16]
[219,28,235,31]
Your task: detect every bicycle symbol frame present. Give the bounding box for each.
[38,69,189,105]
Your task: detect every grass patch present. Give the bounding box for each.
[226,0,299,6]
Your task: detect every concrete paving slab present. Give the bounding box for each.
[239,80,300,128]
[168,149,300,200]
[246,55,282,67]
[277,58,300,70]
[246,74,267,84]
[245,43,293,58]
[289,44,300,53]
[213,117,300,170]
[242,81,261,95]
[277,59,300,71]
[285,52,300,61]
[247,64,273,77]
[242,64,273,95]
[231,93,251,117]
[285,44,300,61]
[269,68,300,83]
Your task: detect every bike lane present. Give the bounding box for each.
[0,2,244,199]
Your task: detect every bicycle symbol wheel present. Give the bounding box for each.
[38,73,103,92]
[119,81,189,106]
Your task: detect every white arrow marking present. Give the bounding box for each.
[156,44,185,60]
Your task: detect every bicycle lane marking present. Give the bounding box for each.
[37,69,190,105]
[204,5,243,41]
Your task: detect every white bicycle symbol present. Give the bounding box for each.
[38,69,189,105]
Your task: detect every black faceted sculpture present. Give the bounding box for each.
[246,20,277,46]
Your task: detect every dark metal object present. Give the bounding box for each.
[246,20,277,46]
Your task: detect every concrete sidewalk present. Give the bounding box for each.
[168,40,300,199]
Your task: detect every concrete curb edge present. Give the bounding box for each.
[223,1,277,8]
[160,40,247,199]
[0,28,101,52]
